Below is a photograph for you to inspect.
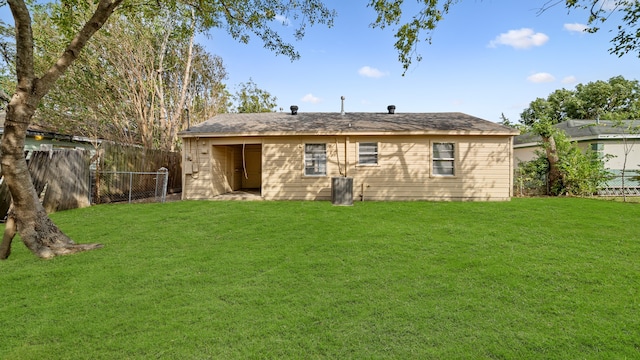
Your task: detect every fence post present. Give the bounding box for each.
[129,172,133,203]
[158,167,168,203]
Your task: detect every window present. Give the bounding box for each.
[304,144,326,176]
[591,143,604,160]
[358,142,378,165]
[432,142,455,176]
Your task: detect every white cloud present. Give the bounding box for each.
[275,14,290,26]
[564,23,588,33]
[562,76,578,84]
[527,72,556,83]
[358,66,388,78]
[488,28,549,49]
[301,93,321,104]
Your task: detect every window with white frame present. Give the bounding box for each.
[358,142,378,165]
[304,144,327,176]
[432,142,455,176]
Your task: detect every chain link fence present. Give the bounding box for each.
[513,167,548,197]
[92,168,169,204]
[514,169,640,197]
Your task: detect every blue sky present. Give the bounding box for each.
[203,0,639,123]
[1,1,637,123]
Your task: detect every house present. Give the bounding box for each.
[0,113,96,156]
[178,106,519,201]
[514,120,640,169]
[514,119,640,194]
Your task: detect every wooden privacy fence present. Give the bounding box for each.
[0,144,182,219]
[0,149,92,219]
[95,142,181,194]
[31,150,92,212]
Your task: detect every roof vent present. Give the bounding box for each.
[387,105,396,114]
[290,105,298,115]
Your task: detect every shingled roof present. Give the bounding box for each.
[515,120,640,146]
[179,112,519,137]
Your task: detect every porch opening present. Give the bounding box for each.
[211,144,262,196]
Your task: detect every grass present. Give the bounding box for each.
[1,198,639,359]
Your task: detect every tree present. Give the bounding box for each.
[17,3,230,151]
[499,112,528,132]
[517,77,640,197]
[561,0,640,58]
[0,0,123,260]
[0,0,335,259]
[188,48,232,123]
[233,78,277,113]
[519,119,610,196]
[520,76,640,126]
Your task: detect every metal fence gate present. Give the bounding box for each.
[92,168,169,204]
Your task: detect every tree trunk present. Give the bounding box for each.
[0,211,16,259]
[542,134,564,195]
[1,104,103,259]
[169,11,196,152]
[1,0,121,259]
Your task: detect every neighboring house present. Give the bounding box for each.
[178,106,519,201]
[514,119,640,170]
[514,120,640,193]
[0,113,96,155]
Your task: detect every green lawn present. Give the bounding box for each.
[1,198,639,359]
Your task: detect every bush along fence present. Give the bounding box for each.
[514,168,640,197]
[0,145,181,219]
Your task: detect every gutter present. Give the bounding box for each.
[514,133,640,148]
[179,130,520,139]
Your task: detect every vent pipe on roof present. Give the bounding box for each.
[290,105,298,115]
[387,105,396,114]
[341,96,346,115]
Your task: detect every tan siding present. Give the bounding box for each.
[183,138,216,200]
[262,137,339,200]
[183,134,514,201]
[347,136,512,201]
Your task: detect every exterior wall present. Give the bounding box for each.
[182,135,513,201]
[182,137,214,199]
[261,135,513,201]
[514,146,538,166]
[182,137,261,200]
[600,141,640,170]
[515,139,640,171]
[24,137,95,156]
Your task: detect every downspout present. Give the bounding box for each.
[181,139,187,200]
[335,138,343,176]
[344,136,349,177]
